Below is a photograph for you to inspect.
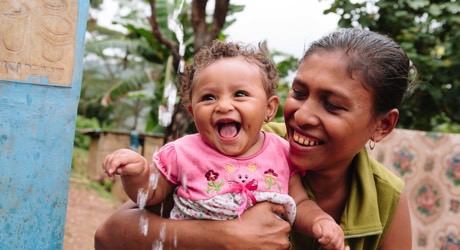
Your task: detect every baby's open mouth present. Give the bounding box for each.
[218,122,241,139]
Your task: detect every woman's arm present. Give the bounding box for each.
[379,191,412,250]
[94,198,292,250]
[289,174,345,250]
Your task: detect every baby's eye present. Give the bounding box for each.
[235,91,248,98]
[202,94,216,101]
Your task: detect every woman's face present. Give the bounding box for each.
[284,50,379,172]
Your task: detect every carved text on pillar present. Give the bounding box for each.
[0,0,77,85]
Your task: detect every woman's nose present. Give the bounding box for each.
[294,100,320,126]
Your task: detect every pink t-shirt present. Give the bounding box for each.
[154,132,292,199]
[153,132,296,222]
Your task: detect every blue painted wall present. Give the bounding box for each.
[0,1,89,249]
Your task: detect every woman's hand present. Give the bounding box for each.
[95,200,292,250]
[225,202,293,250]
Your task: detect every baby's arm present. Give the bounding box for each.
[289,173,346,250]
[102,148,174,207]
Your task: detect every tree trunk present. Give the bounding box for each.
[149,0,230,142]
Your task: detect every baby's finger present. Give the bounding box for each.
[311,222,324,239]
[102,154,124,179]
[317,234,331,247]
[102,166,117,180]
[319,235,344,250]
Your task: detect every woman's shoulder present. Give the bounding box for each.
[262,122,288,140]
[366,152,405,192]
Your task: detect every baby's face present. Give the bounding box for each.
[188,57,277,157]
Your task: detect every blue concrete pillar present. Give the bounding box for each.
[0,1,89,249]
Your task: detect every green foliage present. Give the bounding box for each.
[74,115,100,149]
[82,0,191,133]
[90,0,103,9]
[81,1,297,135]
[432,113,460,133]
[71,147,89,176]
[271,50,299,122]
[89,180,115,199]
[324,0,460,132]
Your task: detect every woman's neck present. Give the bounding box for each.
[304,164,352,222]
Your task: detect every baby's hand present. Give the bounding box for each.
[312,218,348,250]
[102,149,148,180]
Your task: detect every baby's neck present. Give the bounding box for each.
[230,131,265,158]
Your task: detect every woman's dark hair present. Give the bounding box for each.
[301,28,415,116]
[178,40,279,106]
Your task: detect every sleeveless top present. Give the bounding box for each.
[263,122,405,250]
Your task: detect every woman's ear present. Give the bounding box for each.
[372,108,399,142]
[265,95,280,122]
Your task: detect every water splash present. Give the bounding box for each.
[158,81,177,127]
[152,240,164,250]
[173,229,178,248]
[168,0,186,73]
[149,171,159,190]
[159,222,166,242]
[139,211,149,236]
[158,0,186,127]
[151,222,167,250]
[137,188,148,210]
[138,188,149,236]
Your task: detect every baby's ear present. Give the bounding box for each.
[187,105,194,118]
[372,109,399,142]
[265,95,280,122]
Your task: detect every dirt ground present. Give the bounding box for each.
[63,179,122,250]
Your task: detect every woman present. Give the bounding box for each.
[95,28,413,249]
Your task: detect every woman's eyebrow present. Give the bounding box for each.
[292,77,307,87]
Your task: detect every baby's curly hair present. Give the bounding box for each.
[178,40,279,106]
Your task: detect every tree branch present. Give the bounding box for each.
[192,0,230,50]
[148,0,180,66]
[210,0,229,40]
[191,0,208,50]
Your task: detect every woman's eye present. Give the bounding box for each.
[291,88,306,99]
[324,101,344,112]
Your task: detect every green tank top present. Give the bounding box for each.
[262,122,405,250]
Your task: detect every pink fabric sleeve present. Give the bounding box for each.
[152,142,180,185]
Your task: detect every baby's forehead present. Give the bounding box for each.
[196,56,249,68]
